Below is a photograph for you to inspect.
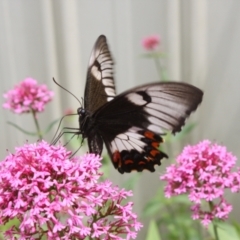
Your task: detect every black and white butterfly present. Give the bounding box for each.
[57,35,203,174]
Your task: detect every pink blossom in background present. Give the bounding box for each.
[64,108,74,115]
[141,34,161,50]
[2,78,54,114]
[160,140,240,226]
[0,141,142,239]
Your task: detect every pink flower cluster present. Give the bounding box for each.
[3,78,54,114]
[0,141,142,239]
[141,35,160,50]
[161,140,240,226]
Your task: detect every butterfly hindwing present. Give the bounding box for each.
[104,127,168,173]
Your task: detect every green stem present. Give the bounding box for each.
[209,201,219,240]
[154,57,168,82]
[31,109,43,140]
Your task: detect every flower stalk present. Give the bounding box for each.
[141,35,168,81]
[154,57,168,81]
[31,109,43,140]
[209,201,219,240]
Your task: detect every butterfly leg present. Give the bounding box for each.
[51,127,80,145]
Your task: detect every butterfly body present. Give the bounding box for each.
[75,35,203,174]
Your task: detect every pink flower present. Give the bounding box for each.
[64,108,74,115]
[161,140,240,226]
[3,78,54,114]
[141,35,160,50]
[0,141,142,239]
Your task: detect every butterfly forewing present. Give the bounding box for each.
[95,82,203,133]
[84,35,116,113]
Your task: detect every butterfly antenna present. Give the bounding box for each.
[53,78,82,106]
[81,97,84,107]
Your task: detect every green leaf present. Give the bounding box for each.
[0,218,20,231]
[208,222,240,240]
[232,221,240,237]
[146,220,162,240]
[7,121,37,136]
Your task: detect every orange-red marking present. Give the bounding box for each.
[144,131,155,140]
[124,159,134,165]
[151,142,159,148]
[150,149,159,157]
[113,151,121,163]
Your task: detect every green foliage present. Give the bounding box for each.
[143,189,207,240]
[208,222,240,240]
[232,221,240,238]
[0,218,20,238]
[146,220,162,240]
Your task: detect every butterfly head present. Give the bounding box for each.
[77,106,86,122]
[77,107,85,116]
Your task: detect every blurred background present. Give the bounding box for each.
[1,1,240,239]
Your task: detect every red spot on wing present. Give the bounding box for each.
[113,151,121,163]
[150,149,159,157]
[151,142,159,148]
[125,159,134,165]
[144,131,155,140]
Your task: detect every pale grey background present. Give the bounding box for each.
[0,1,240,239]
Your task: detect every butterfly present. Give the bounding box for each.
[61,35,203,174]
